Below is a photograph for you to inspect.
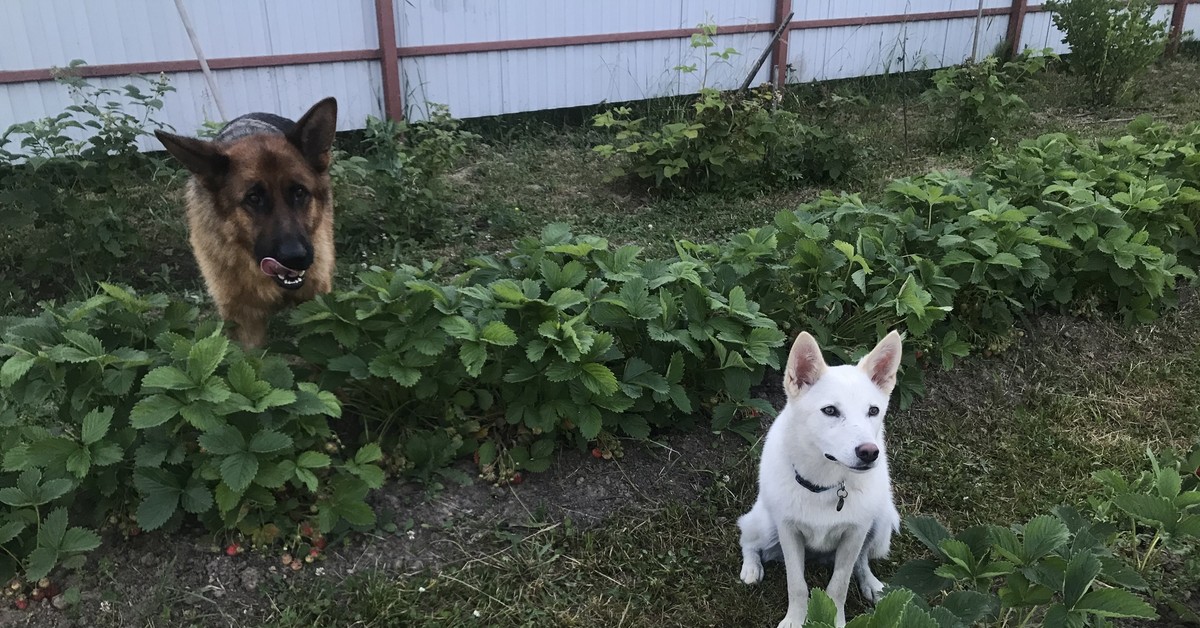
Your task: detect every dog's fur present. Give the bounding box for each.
[154,98,338,347]
[738,331,903,627]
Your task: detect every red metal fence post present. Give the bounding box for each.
[374,0,403,120]
[772,0,793,88]
[1168,0,1189,56]
[1007,0,1028,57]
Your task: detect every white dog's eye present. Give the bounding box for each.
[868,406,880,416]
[821,405,839,417]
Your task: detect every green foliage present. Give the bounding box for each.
[864,446,1200,627]
[592,24,859,192]
[331,106,478,259]
[924,49,1056,147]
[1046,0,1170,104]
[0,63,177,307]
[593,86,860,192]
[694,118,1200,407]
[0,284,377,582]
[1088,444,1200,620]
[289,223,785,483]
[882,507,1156,626]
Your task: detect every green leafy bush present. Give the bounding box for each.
[0,65,177,308]
[880,507,1157,626]
[924,49,1056,147]
[693,118,1200,407]
[1045,0,1170,104]
[1090,445,1200,620]
[593,87,860,192]
[0,284,379,582]
[331,106,477,260]
[288,223,784,483]
[823,445,1200,627]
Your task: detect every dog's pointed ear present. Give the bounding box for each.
[858,330,903,394]
[784,331,827,398]
[287,97,338,173]
[155,130,229,179]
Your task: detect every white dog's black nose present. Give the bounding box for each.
[855,444,880,464]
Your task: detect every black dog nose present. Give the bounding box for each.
[855,444,879,464]
[277,238,313,270]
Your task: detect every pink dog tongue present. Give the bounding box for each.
[260,257,300,278]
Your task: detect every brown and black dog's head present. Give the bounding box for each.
[155,97,337,291]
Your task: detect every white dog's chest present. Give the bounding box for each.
[772,479,891,550]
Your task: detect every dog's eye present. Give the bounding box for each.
[244,191,264,207]
[291,186,309,204]
[821,405,839,417]
[868,406,880,416]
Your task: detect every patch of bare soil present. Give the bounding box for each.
[1,430,747,628]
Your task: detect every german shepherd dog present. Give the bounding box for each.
[154,98,338,347]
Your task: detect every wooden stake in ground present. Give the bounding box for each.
[172,0,228,122]
[969,0,986,62]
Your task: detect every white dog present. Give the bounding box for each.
[738,330,903,627]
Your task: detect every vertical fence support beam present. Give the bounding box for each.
[1007,0,1028,58]
[1168,0,1189,56]
[375,0,403,120]
[771,0,793,88]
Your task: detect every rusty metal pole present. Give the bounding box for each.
[1006,0,1028,58]
[772,0,794,88]
[374,0,404,120]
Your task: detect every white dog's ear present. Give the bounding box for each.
[784,332,827,398]
[858,330,903,394]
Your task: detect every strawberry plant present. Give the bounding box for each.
[886,508,1156,626]
[0,283,379,582]
[689,118,1200,407]
[1089,444,1200,620]
[290,223,786,477]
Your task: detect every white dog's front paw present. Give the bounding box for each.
[776,615,806,628]
[859,575,885,604]
[739,559,763,585]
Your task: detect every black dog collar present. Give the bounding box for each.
[794,469,849,511]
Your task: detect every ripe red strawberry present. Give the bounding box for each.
[510,472,524,485]
[591,448,603,459]
[225,543,240,557]
[14,598,27,610]
[309,548,320,558]
[299,523,314,538]
[314,536,327,550]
